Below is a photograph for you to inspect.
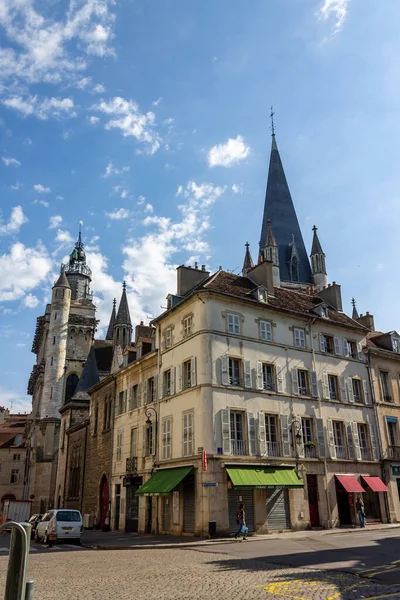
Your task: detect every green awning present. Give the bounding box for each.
[135,466,192,496]
[226,466,304,488]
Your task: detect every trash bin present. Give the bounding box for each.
[208,520,217,537]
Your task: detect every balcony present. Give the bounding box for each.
[388,446,400,460]
[360,447,371,461]
[335,445,347,460]
[305,444,317,458]
[229,377,242,387]
[263,381,275,392]
[384,395,393,403]
[163,388,171,398]
[231,439,246,456]
[126,457,137,473]
[298,387,309,396]
[266,441,280,457]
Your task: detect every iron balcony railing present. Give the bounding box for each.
[266,441,280,457]
[305,444,317,458]
[126,457,137,473]
[231,439,246,456]
[360,447,371,460]
[388,446,400,460]
[335,445,347,460]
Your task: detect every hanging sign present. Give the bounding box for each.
[202,450,207,471]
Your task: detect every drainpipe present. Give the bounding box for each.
[155,322,162,535]
[108,375,117,530]
[80,422,88,515]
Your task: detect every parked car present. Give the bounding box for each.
[28,514,42,538]
[34,509,83,544]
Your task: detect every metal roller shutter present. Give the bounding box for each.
[183,477,196,533]
[228,489,254,534]
[267,488,290,530]
[162,495,171,532]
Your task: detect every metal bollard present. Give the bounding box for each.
[0,521,32,600]
[25,580,35,600]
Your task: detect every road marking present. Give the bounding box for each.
[357,559,400,574]
[258,577,376,600]
[0,547,9,552]
[357,594,400,600]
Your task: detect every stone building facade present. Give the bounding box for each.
[0,410,28,507]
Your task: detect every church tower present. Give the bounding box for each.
[310,225,328,291]
[113,282,132,350]
[242,242,254,275]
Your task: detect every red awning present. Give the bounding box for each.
[335,474,365,493]
[361,476,389,492]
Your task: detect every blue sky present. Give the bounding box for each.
[1,0,400,412]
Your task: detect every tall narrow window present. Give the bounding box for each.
[116,432,123,461]
[183,412,194,456]
[183,361,192,389]
[357,424,370,460]
[333,422,346,459]
[328,375,339,400]
[262,364,275,391]
[259,320,272,341]
[162,418,172,459]
[183,316,192,337]
[293,328,305,348]
[380,371,392,402]
[227,313,240,334]
[302,418,316,458]
[228,358,242,386]
[297,370,309,396]
[165,327,172,348]
[265,415,279,456]
[230,412,245,456]
[352,379,363,403]
[130,428,138,458]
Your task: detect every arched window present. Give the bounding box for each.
[65,374,79,403]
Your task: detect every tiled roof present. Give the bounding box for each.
[0,418,27,449]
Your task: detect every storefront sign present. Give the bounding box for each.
[202,482,217,487]
[202,450,207,471]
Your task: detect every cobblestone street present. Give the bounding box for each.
[2,547,400,600]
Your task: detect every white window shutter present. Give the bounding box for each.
[159,375,163,400]
[366,414,380,461]
[340,376,347,402]
[334,336,342,355]
[347,378,355,403]
[247,413,257,455]
[363,380,370,405]
[244,360,251,388]
[343,339,350,357]
[258,411,266,456]
[191,357,197,387]
[352,422,361,460]
[221,408,231,454]
[154,375,158,401]
[291,368,299,395]
[143,381,148,405]
[327,419,336,459]
[221,355,229,386]
[170,367,175,395]
[300,329,305,347]
[310,371,318,398]
[256,361,263,390]
[178,363,183,392]
[128,387,133,411]
[323,373,330,400]
[260,321,266,340]
[280,414,291,457]
[319,334,326,352]
[346,423,355,460]
[357,343,364,361]
[142,425,147,456]
[316,418,326,458]
[266,321,272,341]
[276,365,284,393]
[137,383,141,408]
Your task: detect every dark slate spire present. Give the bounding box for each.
[242,242,254,275]
[106,298,117,340]
[352,298,359,320]
[115,281,132,326]
[54,266,70,289]
[266,218,278,248]
[311,225,324,255]
[71,345,99,400]
[259,132,313,285]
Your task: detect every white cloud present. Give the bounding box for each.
[0,206,28,234]
[56,229,74,244]
[207,135,250,167]
[10,182,22,190]
[137,195,145,205]
[120,189,128,199]
[0,241,52,302]
[317,0,348,37]
[88,115,100,124]
[3,96,76,120]
[49,215,62,229]
[56,195,64,201]
[232,183,243,194]
[152,97,163,106]
[33,199,49,208]
[76,76,92,89]
[144,203,154,214]
[92,97,162,154]
[34,183,51,193]
[105,208,130,220]
[103,161,130,177]
[92,83,105,93]
[23,293,39,308]
[2,156,21,167]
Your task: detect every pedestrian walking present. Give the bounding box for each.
[234,503,247,540]
[356,497,366,528]
[47,512,57,548]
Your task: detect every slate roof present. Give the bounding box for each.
[54,267,70,289]
[242,243,254,272]
[311,226,324,256]
[115,283,132,326]
[71,345,99,400]
[106,299,116,340]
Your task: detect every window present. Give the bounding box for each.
[262,364,275,391]
[14,435,22,446]
[50,356,54,366]
[183,412,194,456]
[53,336,56,345]
[130,428,138,458]
[387,419,398,448]
[228,358,242,386]
[328,375,339,400]
[54,312,58,320]
[352,379,363,403]
[227,313,240,335]
[162,418,172,459]
[347,340,357,359]
[117,391,126,415]
[68,445,81,498]
[260,320,272,341]
[163,369,172,397]
[297,370,309,396]
[321,334,335,354]
[103,395,111,431]
[64,373,79,403]
[333,422,346,459]
[393,337,400,353]
[10,469,19,484]
[380,371,392,402]
[147,377,156,403]
[230,411,245,456]
[93,404,98,435]
[165,327,172,349]
[183,361,192,389]
[302,418,316,458]
[183,315,192,337]
[358,424,370,460]
[145,424,155,456]
[131,385,139,410]
[294,328,306,348]
[13,454,21,462]
[265,414,279,456]
[55,511,81,522]
[116,432,123,461]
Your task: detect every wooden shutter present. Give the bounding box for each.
[258,411,266,456]
[291,368,299,395]
[191,357,197,387]
[342,339,350,357]
[128,387,133,411]
[137,382,142,408]
[334,336,342,355]
[352,422,361,460]
[256,361,263,390]
[244,360,251,388]
[346,423,355,460]
[280,414,291,457]
[221,355,229,386]
[154,375,158,402]
[170,367,175,395]
[143,380,148,405]
[247,413,257,456]
[297,422,305,458]
[347,378,355,402]
[319,334,326,352]
[339,376,347,402]
[221,408,231,454]
[159,374,164,400]
[178,363,183,392]
[276,365,284,393]
[327,419,336,459]
[316,418,326,458]
[358,343,364,361]
[310,371,318,398]
[363,380,370,405]
[323,373,330,400]
[366,414,380,461]
[142,425,147,456]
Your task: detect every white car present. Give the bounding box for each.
[34,509,83,544]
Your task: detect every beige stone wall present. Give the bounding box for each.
[0,447,26,503]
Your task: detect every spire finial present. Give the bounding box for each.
[351,297,356,308]
[351,297,359,320]
[245,241,249,249]
[312,225,317,233]
[122,280,126,291]
[270,105,275,136]
[113,298,116,308]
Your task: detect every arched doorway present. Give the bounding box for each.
[99,475,109,530]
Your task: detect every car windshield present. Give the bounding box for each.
[28,515,38,522]
[56,511,81,522]
[41,513,52,522]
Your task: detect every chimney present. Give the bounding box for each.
[357,312,375,332]
[246,260,274,296]
[316,282,342,311]
[177,265,210,296]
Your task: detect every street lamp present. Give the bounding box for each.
[145,406,157,427]
[290,419,303,447]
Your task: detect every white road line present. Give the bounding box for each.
[0,547,9,552]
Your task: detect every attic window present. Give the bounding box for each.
[392,337,400,354]
[313,304,328,319]
[257,286,268,303]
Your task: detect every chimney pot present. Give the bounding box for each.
[366,311,370,315]
[333,281,336,285]
[140,320,144,326]
[360,313,363,317]
[201,265,205,271]
[195,262,198,269]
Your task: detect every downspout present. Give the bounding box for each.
[108,375,117,530]
[63,425,69,508]
[80,421,88,515]
[155,322,162,535]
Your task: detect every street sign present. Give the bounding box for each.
[202,482,217,487]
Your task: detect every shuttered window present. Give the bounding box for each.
[183,412,194,456]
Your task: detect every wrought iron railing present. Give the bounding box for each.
[305,445,317,458]
[126,457,137,473]
[335,445,347,459]
[231,439,246,456]
[266,441,280,456]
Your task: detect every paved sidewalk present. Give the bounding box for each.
[82,522,400,550]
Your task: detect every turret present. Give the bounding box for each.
[310,225,328,291]
[63,224,92,301]
[242,242,254,276]
[113,282,132,350]
[263,219,280,287]
[106,299,117,340]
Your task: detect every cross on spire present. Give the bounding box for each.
[270,105,275,136]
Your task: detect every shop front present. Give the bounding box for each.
[334,474,388,526]
[124,475,143,533]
